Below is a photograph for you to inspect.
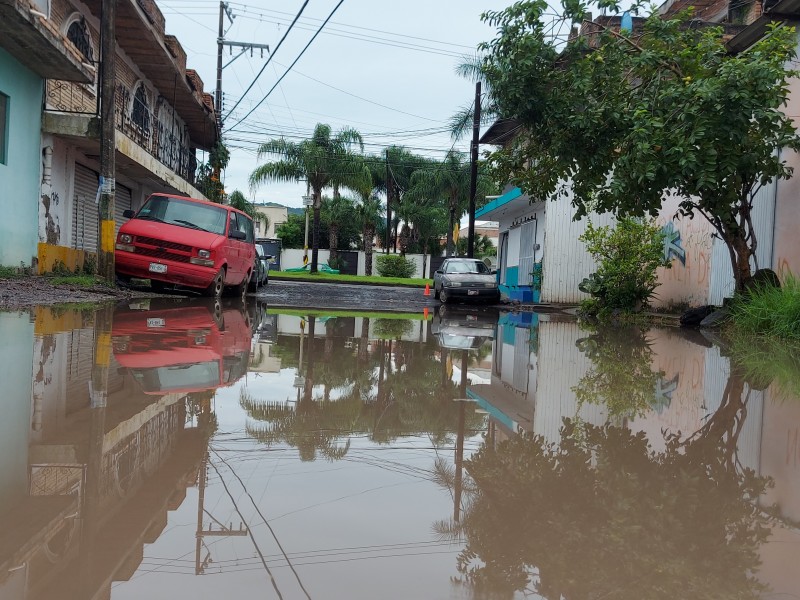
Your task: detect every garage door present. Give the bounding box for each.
[72,164,99,252]
[115,183,132,236]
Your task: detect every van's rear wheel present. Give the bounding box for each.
[204,269,225,299]
[237,272,250,303]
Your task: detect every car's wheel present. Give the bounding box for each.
[236,272,250,303]
[203,269,225,299]
[248,270,259,292]
[440,289,450,304]
[211,299,224,330]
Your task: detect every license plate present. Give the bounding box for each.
[149,262,167,274]
[147,318,165,328]
[468,290,479,296]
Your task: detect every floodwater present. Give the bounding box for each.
[1,298,799,599]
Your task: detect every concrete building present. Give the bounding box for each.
[0,0,95,269]
[1,0,217,272]
[252,203,288,239]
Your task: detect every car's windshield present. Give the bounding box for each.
[136,196,227,234]
[446,260,490,274]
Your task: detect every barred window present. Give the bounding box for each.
[131,84,150,133]
[66,18,94,62]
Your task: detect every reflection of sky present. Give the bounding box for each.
[114,360,486,600]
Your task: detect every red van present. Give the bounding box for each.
[115,193,255,298]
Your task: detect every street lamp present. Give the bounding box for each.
[302,194,313,266]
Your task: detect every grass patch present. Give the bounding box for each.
[48,275,109,287]
[267,307,430,320]
[729,274,800,340]
[270,270,432,288]
[0,266,22,279]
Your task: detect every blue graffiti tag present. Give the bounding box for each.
[652,374,679,414]
[662,222,686,265]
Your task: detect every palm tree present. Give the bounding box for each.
[227,189,268,232]
[250,123,369,273]
[353,188,384,276]
[322,193,355,267]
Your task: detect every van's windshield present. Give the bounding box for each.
[135,196,228,234]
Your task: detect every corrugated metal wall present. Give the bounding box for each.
[541,199,615,304]
[533,321,609,444]
[709,179,776,304]
[72,164,99,253]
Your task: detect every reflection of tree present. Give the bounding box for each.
[240,324,485,459]
[374,318,413,340]
[573,325,664,418]
[452,397,771,599]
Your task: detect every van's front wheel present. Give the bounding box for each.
[204,269,225,299]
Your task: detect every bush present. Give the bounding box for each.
[376,254,416,278]
[578,218,670,316]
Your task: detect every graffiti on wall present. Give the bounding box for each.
[662,222,686,265]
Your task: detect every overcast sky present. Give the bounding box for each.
[158,0,515,209]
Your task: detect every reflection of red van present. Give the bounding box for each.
[112,301,251,394]
[115,194,255,298]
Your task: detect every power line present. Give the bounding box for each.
[207,458,285,599]
[223,0,310,122]
[226,0,346,132]
[211,448,314,600]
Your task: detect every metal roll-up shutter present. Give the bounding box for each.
[72,164,100,252]
[115,183,133,236]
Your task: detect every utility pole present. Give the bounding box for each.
[98,0,117,283]
[467,82,482,259]
[215,1,226,134]
[385,148,391,253]
[195,452,249,574]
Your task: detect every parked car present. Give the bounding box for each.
[433,258,500,304]
[115,193,256,300]
[255,238,282,269]
[249,244,270,292]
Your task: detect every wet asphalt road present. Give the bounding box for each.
[255,279,439,312]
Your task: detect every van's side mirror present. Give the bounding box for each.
[229,230,247,241]
[123,209,135,219]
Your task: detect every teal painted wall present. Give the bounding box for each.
[0,312,33,511]
[0,48,43,268]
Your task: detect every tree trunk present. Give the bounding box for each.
[311,189,321,274]
[364,225,374,276]
[329,224,339,267]
[446,209,455,257]
[731,232,754,292]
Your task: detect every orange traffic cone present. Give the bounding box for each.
[424,283,431,296]
[423,307,429,320]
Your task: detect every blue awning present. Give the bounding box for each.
[475,187,522,219]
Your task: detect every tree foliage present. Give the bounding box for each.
[480,1,800,290]
[250,123,370,273]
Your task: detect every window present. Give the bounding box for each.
[0,93,7,165]
[131,83,150,132]
[66,17,94,62]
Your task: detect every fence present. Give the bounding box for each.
[279,249,440,278]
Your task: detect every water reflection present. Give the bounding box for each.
[0,301,798,598]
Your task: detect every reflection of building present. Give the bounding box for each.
[0,307,207,599]
[468,312,800,595]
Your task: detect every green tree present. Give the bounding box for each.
[275,213,306,249]
[353,190,384,276]
[479,2,800,291]
[227,189,267,231]
[250,123,369,273]
[407,151,495,257]
[321,193,355,266]
[195,141,230,203]
[456,234,496,259]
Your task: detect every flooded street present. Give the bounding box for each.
[1,300,799,599]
